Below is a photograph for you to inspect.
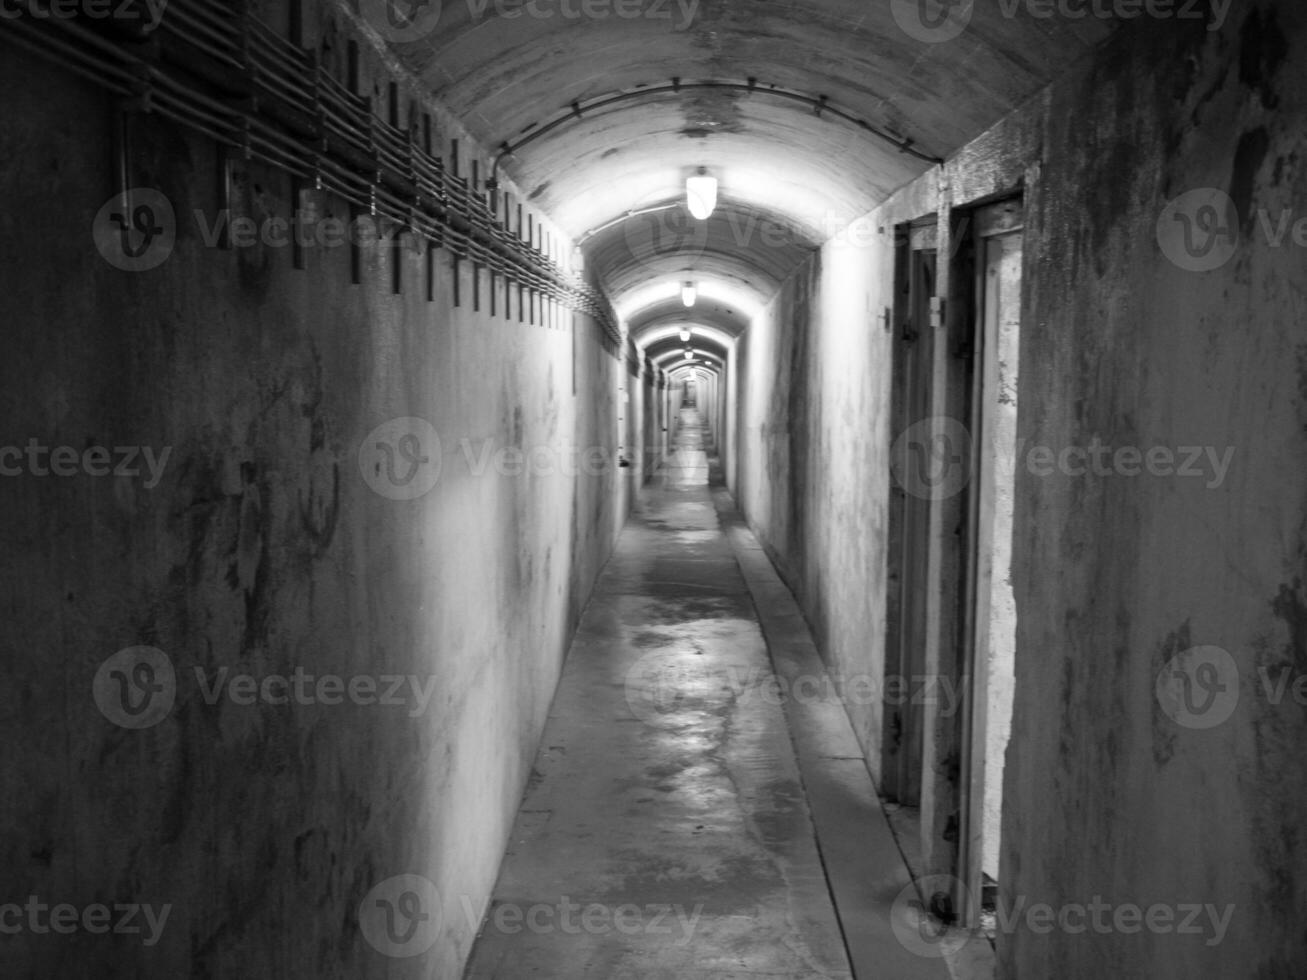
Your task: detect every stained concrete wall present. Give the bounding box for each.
[730,2,1307,977]
[0,27,627,980]
[1003,5,1307,976]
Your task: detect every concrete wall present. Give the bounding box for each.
[732,221,897,775]
[730,2,1307,976]
[690,368,723,453]
[1004,4,1307,976]
[0,26,627,980]
[637,360,661,481]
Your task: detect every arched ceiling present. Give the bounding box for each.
[669,363,721,382]
[639,321,736,350]
[366,0,1114,350]
[646,332,727,363]
[620,287,757,336]
[583,200,812,307]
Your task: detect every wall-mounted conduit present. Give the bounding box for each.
[0,0,623,351]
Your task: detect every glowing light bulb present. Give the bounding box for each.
[686,169,717,220]
[678,328,691,342]
[681,281,696,308]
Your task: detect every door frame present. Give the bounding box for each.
[882,216,939,806]
[954,196,1025,927]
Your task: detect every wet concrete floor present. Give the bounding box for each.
[464,409,966,979]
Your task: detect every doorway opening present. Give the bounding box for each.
[882,216,939,817]
[956,197,1023,934]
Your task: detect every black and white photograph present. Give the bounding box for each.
[0,0,1302,976]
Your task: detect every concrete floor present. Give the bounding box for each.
[464,410,981,980]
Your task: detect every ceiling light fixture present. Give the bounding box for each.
[678,328,691,342]
[686,168,717,220]
[681,281,696,308]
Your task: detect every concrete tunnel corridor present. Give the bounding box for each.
[2,1,1306,978]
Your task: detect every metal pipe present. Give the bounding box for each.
[491,78,944,178]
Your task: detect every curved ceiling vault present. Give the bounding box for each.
[374,0,1113,354]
